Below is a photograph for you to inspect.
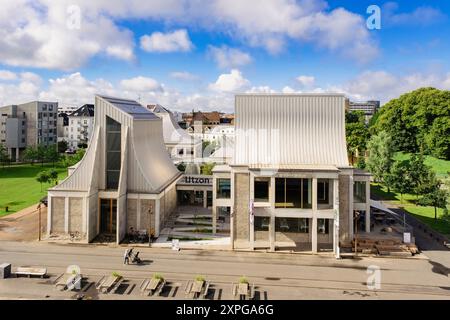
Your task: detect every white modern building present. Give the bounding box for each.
[67,104,95,150]
[47,96,181,243]
[149,104,202,163]
[211,94,371,255]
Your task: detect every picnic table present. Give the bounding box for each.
[141,277,166,296]
[54,273,82,291]
[15,266,47,278]
[96,275,123,294]
[185,280,210,299]
[238,283,249,295]
[232,282,255,300]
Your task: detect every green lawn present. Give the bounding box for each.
[394,152,450,178]
[371,184,450,237]
[0,163,68,217]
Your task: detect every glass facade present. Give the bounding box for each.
[354,181,366,203]
[106,116,121,189]
[254,177,270,202]
[275,178,312,208]
[216,178,231,198]
[275,217,309,233]
[254,216,270,231]
[317,218,330,234]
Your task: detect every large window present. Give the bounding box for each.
[354,181,366,203]
[254,216,270,231]
[317,218,330,234]
[317,179,330,204]
[254,177,270,202]
[216,178,231,198]
[275,178,312,208]
[275,218,309,233]
[106,116,121,189]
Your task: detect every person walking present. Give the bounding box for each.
[123,248,130,265]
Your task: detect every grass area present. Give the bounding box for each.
[371,183,450,237]
[0,163,68,216]
[394,152,450,178]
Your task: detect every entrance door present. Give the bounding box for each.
[100,198,117,235]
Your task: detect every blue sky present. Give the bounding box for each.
[0,0,449,112]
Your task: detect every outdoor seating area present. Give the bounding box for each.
[352,236,419,256]
[15,266,47,278]
[54,272,83,291]
[96,273,124,294]
[140,274,166,296]
[232,278,255,300]
[184,277,211,299]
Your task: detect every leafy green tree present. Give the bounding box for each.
[372,87,450,159]
[418,180,449,220]
[366,131,395,186]
[408,153,432,198]
[0,144,10,167]
[177,162,186,172]
[23,146,38,164]
[48,169,58,185]
[389,160,413,204]
[36,171,50,192]
[57,140,68,153]
[36,144,47,166]
[345,111,370,165]
[44,146,60,167]
[200,162,215,175]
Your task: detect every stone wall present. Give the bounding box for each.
[51,197,65,233]
[234,172,250,243]
[140,199,155,234]
[127,199,138,231]
[68,197,82,234]
[338,174,351,243]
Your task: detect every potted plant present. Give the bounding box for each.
[238,276,248,284]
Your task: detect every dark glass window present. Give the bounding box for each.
[254,178,269,202]
[254,216,270,231]
[216,178,231,198]
[106,116,121,189]
[318,218,330,234]
[275,178,311,208]
[354,181,366,203]
[317,180,329,204]
[275,218,309,233]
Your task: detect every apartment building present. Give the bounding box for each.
[0,101,58,161]
[67,104,94,150]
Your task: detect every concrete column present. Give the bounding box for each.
[155,199,160,237]
[15,148,20,163]
[333,179,340,258]
[312,217,318,253]
[349,175,354,239]
[249,172,254,250]
[269,215,275,252]
[64,197,69,233]
[212,206,217,234]
[312,178,318,212]
[365,180,371,233]
[47,195,52,236]
[203,190,207,208]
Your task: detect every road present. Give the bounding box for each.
[0,241,449,300]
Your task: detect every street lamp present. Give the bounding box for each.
[354,211,360,257]
[37,203,41,241]
[148,205,153,247]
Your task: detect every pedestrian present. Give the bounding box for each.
[123,248,130,265]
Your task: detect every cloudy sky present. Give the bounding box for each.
[0,0,449,112]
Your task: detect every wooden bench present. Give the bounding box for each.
[54,273,82,291]
[96,275,123,294]
[140,278,166,296]
[15,266,47,278]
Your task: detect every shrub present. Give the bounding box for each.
[194,275,205,282]
[239,276,248,284]
[152,273,164,281]
[112,271,121,278]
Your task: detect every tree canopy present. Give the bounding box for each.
[371,87,450,159]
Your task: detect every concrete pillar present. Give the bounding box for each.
[311,217,318,253]
[203,190,207,208]
[47,195,52,236]
[365,180,371,233]
[212,206,217,234]
[349,175,354,239]
[15,148,19,163]
[333,179,340,258]
[269,215,275,252]
[155,199,160,237]
[312,178,318,212]
[64,197,69,233]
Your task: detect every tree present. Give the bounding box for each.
[23,146,38,165]
[0,144,10,167]
[408,153,432,198]
[48,169,58,185]
[372,87,450,159]
[36,171,50,192]
[345,111,370,165]
[57,140,68,153]
[366,131,395,187]
[44,146,60,167]
[200,162,215,175]
[389,160,413,204]
[36,144,47,166]
[177,162,186,172]
[418,180,449,220]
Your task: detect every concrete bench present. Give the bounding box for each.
[0,263,11,279]
[15,266,47,278]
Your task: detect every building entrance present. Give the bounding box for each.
[100,198,117,237]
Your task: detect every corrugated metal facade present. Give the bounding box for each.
[234,94,349,167]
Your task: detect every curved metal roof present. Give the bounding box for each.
[234,94,349,167]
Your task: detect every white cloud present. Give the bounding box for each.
[383,2,447,26]
[0,70,17,81]
[246,86,276,94]
[120,76,163,92]
[208,45,252,69]
[296,75,315,88]
[170,71,198,81]
[140,29,193,53]
[208,69,250,93]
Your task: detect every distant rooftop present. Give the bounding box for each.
[98,95,159,120]
[70,104,94,117]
